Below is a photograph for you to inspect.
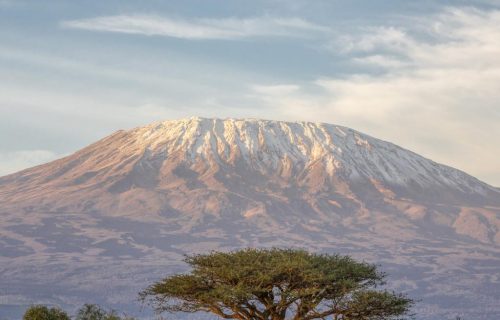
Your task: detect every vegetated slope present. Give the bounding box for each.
[0,117,499,319]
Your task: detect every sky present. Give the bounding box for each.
[1,0,499,186]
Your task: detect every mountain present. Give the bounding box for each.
[1,117,499,319]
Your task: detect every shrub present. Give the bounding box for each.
[23,305,70,320]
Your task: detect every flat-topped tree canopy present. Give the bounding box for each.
[140,248,413,320]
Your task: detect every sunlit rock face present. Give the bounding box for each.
[1,118,499,319]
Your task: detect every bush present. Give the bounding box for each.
[75,304,134,320]
[22,304,135,320]
[23,305,70,320]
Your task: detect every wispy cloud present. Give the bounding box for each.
[252,7,500,186]
[61,15,328,40]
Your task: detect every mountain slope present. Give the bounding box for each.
[1,117,499,319]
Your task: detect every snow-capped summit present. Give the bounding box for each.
[1,117,498,218]
[125,117,495,197]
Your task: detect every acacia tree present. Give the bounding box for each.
[140,248,413,320]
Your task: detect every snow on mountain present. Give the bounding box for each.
[132,117,494,194]
[0,118,499,319]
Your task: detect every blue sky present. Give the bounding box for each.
[1,0,499,186]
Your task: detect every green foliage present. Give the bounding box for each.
[76,304,106,320]
[75,304,133,320]
[23,305,70,320]
[141,248,413,320]
[21,304,135,320]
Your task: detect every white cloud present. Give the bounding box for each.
[61,15,328,40]
[334,26,414,55]
[0,150,59,176]
[252,7,500,186]
[352,55,409,68]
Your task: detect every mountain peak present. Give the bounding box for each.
[2,118,500,319]
[2,118,498,206]
[114,117,493,198]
